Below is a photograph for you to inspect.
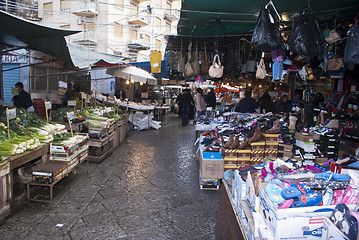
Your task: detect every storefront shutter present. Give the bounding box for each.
[3,64,20,104]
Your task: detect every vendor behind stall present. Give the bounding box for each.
[12,82,34,112]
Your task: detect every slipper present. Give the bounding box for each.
[265,182,285,208]
[314,172,351,182]
[278,198,294,209]
[332,189,345,205]
[322,188,333,206]
[290,193,323,208]
[281,183,313,200]
[331,203,351,227]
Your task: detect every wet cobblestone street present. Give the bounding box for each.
[0,115,220,240]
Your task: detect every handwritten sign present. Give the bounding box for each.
[68,100,76,107]
[45,101,52,110]
[6,108,16,120]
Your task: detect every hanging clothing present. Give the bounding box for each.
[150,51,162,73]
[272,61,283,80]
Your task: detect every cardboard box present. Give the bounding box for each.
[234,170,247,200]
[266,142,279,150]
[295,140,316,152]
[246,171,260,211]
[200,158,224,179]
[259,225,275,240]
[203,151,222,160]
[277,150,292,158]
[237,149,251,158]
[261,132,279,142]
[249,141,266,150]
[295,132,320,142]
[322,217,349,240]
[278,143,293,152]
[264,149,278,158]
[253,212,268,238]
[257,182,356,239]
[223,148,238,157]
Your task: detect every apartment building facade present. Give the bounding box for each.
[37,0,181,62]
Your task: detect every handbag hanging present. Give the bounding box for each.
[192,41,201,76]
[256,58,266,79]
[201,41,209,74]
[184,41,194,77]
[209,54,224,78]
[344,24,359,64]
[178,38,185,73]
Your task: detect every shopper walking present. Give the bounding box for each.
[235,91,259,113]
[195,88,207,119]
[181,89,194,126]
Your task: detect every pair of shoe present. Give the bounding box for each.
[281,183,323,208]
[248,128,261,142]
[267,119,280,134]
[330,204,358,240]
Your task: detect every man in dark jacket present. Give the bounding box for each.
[13,82,33,110]
[206,88,216,109]
[235,91,259,113]
[276,94,291,113]
[181,89,194,126]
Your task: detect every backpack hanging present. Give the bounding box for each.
[289,7,324,57]
[209,54,224,78]
[251,6,283,52]
[256,58,266,79]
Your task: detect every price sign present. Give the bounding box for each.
[45,101,52,110]
[67,111,75,121]
[81,92,86,99]
[6,108,16,120]
[68,100,76,107]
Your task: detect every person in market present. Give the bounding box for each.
[275,94,291,114]
[195,88,207,120]
[259,91,276,113]
[206,88,216,109]
[12,82,34,112]
[176,92,183,117]
[235,90,259,113]
[180,88,194,126]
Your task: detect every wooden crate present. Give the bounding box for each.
[249,141,266,150]
[223,149,238,157]
[264,149,278,158]
[0,161,11,223]
[251,149,265,158]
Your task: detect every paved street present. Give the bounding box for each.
[0,115,220,240]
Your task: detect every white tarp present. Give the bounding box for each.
[106,65,157,85]
[67,42,124,69]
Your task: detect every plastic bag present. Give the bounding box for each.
[289,8,324,57]
[251,7,283,52]
[344,25,359,64]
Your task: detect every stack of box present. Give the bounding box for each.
[318,130,340,160]
[294,132,320,161]
[249,141,266,163]
[277,143,293,158]
[261,133,279,158]
[223,148,252,170]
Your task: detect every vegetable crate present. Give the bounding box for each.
[88,127,108,139]
[0,161,11,223]
[50,144,89,162]
[88,133,115,163]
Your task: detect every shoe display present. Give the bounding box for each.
[223,134,234,148]
[229,135,239,149]
[238,136,248,149]
[267,119,280,133]
[248,128,261,142]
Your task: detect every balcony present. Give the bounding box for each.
[128,16,149,26]
[128,40,150,51]
[164,9,180,21]
[72,1,98,17]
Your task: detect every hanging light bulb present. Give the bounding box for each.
[126,80,130,85]
[248,83,252,87]
[259,85,262,88]
[131,80,134,83]
[140,82,144,86]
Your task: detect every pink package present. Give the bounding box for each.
[331,189,345,205]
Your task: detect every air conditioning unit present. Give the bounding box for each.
[77,19,83,25]
[139,33,144,39]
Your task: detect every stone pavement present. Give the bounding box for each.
[0,115,220,240]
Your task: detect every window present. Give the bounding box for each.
[43,2,53,17]
[48,69,59,90]
[131,29,138,40]
[114,0,124,10]
[33,67,47,90]
[32,67,65,91]
[130,2,138,19]
[60,24,70,29]
[165,1,172,15]
[155,17,161,31]
[114,24,123,37]
[144,34,150,43]
[166,21,171,34]
[60,0,69,10]
[155,39,161,50]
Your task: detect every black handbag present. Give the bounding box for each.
[251,6,283,52]
[344,25,359,64]
[289,8,324,57]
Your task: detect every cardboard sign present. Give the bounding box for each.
[67,111,75,121]
[45,101,52,110]
[68,100,76,107]
[6,108,16,120]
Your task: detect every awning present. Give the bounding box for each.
[106,66,157,85]
[67,43,124,69]
[130,60,169,79]
[178,0,359,36]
